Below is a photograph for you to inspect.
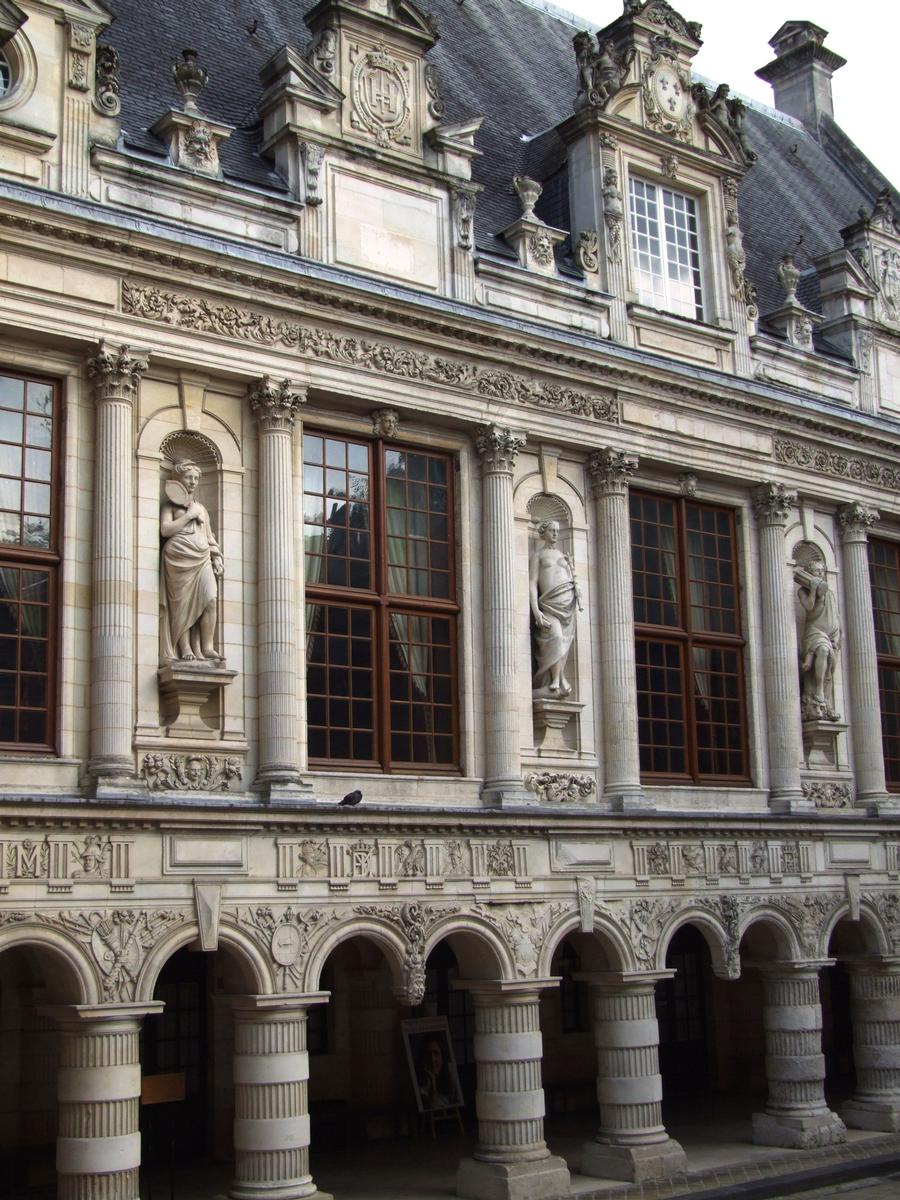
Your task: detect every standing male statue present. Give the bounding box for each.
[529,519,582,697]
[160,460,223,662]
[795,557,841,721]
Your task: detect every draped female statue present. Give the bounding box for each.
[795,557,841,721]
[160,461,223,662]
[529,519,582,696]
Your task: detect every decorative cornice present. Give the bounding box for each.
[86,339,147,403]
[751,481,796,525]
[837,501,880,541]
[587,447,638,497]
[475,424,525,473]
[247,376,306,430]
[123,283,618,424]
[776,437,900,493]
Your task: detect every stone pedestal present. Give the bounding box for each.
[456,980,569,1200]
[230,994,332,1200]
[587,449,646,811]
[751,483,808,813]
[578,972,687,1183]
[531,698,582,756]
[802,719,846,770]
[838,502,892,811]
[51,1003,161,1200]
[158,662,237,738]
[841,960,900,1132]
[476,426,531,806]
[86,342,147,785]
[752,964,847,1148]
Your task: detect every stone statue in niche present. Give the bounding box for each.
[529,519,581,697]
[160,460,223,662]
[795,553,841,721]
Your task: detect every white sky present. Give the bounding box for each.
[540,0,899,188]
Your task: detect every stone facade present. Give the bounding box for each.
[0,2,899,1198]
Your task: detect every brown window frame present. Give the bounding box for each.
[303,429,460,774]
[868,537,900,791]
[631,490,749,785]
[0,368,61,753]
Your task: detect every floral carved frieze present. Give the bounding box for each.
[1,834,132,882]
[633,839,812,880]
[277,837,528,889]
[38,909,186,1002]
[121,284,618,423]
[802,781,852,809]
[230,905,337,991]
[775,438,900,493]
[141,753,242,791]
[526,772,596,804]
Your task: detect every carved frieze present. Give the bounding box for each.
[633,839,813,880]
[775,438,900,493]
[600,896,679,971]
[1,835,131,882]
[354,902,459,1003]
[38,909,186,1002]
[67,22,93,91]
[121,284,618,424]
[141,754,242,792]
[871,892,900,951]
[802,780,852,809]
[473,902,571,978]
[526,773,596,804]
[231,905,337,991]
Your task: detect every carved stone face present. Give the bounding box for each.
[181,465,200,493]
[542,520,559,545]
[185,757,204,783]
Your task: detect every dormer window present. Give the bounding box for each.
[628,177,703,320]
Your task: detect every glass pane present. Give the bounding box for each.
[0,513,20,545]
[0,377,24,410]
[23,517,50,549]
[22,571,47,603]
[0,410,23,443]
[0,445,19,476]
[0,566,18,599]
[0,478,20,510]
[304,434,323,464]
[26,383,53,416]
[25,416,51,448]
[23,482,50,515]
[19,711,47,744]
[25,449,51,481]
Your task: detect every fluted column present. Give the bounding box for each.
[579,972,687,1183]
[838,502,891,811]
[752,963,847,1148]
[86,342,147,786]
[248,378,308,797]
[457,981,569,1200]
[752,483,807,812]
[52,1004,158,1200]
[475,425,530,806]
[230,995,330,1200]
[588,449,645,810]
[842,959,900,1131]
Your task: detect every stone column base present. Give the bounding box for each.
[230,1192,332,1200]
[581,1137,687,1183]
[752,1109,847,1148]
[456,1155,570,1200]
[842,1097,900,1132]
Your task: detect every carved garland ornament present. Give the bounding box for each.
[526,772,596,803]
[122,284,618,423]
[141,754,242,791]
[775,438,900,493]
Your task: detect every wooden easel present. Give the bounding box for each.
[427,1105,465,1139]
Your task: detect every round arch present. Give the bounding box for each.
[824,903,891,959]
[423,913,516,981]
[303,918,408,994]
[0,924,98,1005]
[656,909,733,979]
[537,911,634,978]
[737,908,804,963]
[135,921,273,1003]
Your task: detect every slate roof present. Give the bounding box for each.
[99,0,897,324]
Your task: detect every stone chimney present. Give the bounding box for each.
[756,21,846,130]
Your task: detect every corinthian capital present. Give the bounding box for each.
[475,424,525,473]
[247,376,306,430]
[86,340,147,403]
[751,481,796,526]
[587,447,638,497]
[838,501,880,541]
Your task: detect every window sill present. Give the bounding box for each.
[640,783,769,813]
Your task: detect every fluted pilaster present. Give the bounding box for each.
[842,961,900,1131]
[579,973,686,1182]
[476,426,529,805]
[52,1007,153,1200]
[249,378,307,795]
[457,981,569,1200]
[752,483,807,812]
[838,502,890,809]
[752,965,846,1148]
[230,996,328,1200]
[86,342,146,784]
[588,449,644,810]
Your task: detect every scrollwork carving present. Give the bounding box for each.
[141,754,242,792]
[474,902,570,978]
[526,772,596,804]
[231,905,336,990]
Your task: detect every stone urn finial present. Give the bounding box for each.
[777,252,801,304]
[173,48,208,113]
[513,175,543,220]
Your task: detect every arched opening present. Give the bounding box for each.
[822,916,877,1110]
[658,924,715,1099]
[0,940,86,1198]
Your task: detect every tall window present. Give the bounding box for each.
[0,371,57,749]
[631,492,747,782]
[628,177,703,320]
[868,538,900,789]
[303,431,458,771]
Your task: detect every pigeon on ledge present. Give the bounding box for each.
[339,789,363,807]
